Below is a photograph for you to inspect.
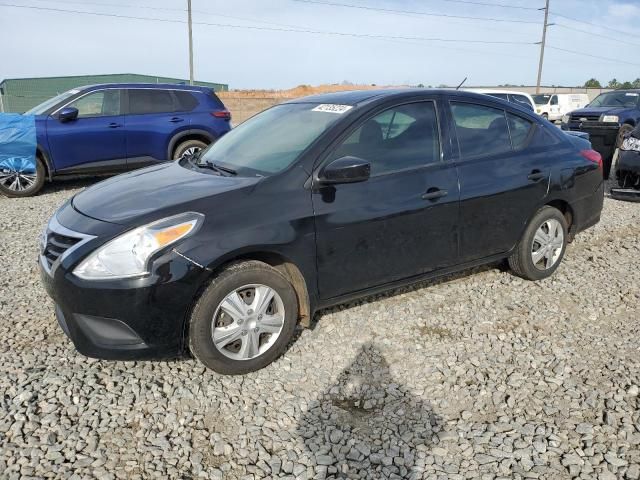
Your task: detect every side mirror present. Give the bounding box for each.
[58,107,78,122]
[319,156,371,184]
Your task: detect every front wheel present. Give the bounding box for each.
[508,206,568,281]
[189,261,298,375]
[0,157,45,197]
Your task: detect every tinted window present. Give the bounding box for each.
[507,113,533,149]
[589,91,639,107]
[174,91,198,111]
[129,89,174,114]
[331,102,440,175]
[451,102,511,157]
[509,94,534,111]
[68,90,120,117]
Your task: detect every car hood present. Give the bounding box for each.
[571,106,632,116]
[72,162,261,225]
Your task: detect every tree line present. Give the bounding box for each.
[584,78,640,89]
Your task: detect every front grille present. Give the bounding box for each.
[39,216,95,275]
[570,113,601,123]
[42,232,82,270]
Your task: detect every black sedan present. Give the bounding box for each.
[40,89,604,374]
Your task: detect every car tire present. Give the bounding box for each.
[172,139,208,160]
[616,124,634,149]
[188,260,299,375]
[542,113,548,120]
[0,156,45,198]
[508,206,568,281]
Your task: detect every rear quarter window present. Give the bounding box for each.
[173,91,198,112]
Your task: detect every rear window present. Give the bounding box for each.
[128,89,174,114]
[174,91,198,112]
[451,102,511,157]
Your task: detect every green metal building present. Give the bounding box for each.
[0,73,229,113]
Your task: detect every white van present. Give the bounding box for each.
[466,89,537,112]
[532,93,589,122]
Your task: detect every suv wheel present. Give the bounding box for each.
[616,124,634,148]
[173,139,208,160]
[508,206,568,281]
[189,261,298,375]
[0,157,45,197]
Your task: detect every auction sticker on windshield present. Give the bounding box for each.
[312,104,353,114]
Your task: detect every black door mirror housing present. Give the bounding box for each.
[58,107,79,122]
[320,156,371,184]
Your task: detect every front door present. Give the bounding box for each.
[46,89,126,173]
[313,100,460,299]
[449,100,551,262]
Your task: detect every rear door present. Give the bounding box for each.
[313,99,460,299]
[46,89,126,172]
[449,100,551,262]
[123,89,185,166]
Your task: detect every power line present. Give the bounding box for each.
[290,0,540,24]
[546,45,640,68]
[425,0,541,10]
[554,23,640,47]
[0,3,535,45]
[549,11,640,41]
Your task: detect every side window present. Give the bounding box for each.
[451,102,511,157]
[509,94,534,111]
[330,102,440,175]
[550,95,558,105]
[68,90,120,117]
[507,113,534,149]
[174,91,198,112]
[129,89,175,114]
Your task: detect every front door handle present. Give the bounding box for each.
[421,188,448,201]
[170,117,185,123]
[527,170,546,182]
[108,123,122,128]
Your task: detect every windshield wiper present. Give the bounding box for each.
[199,160,237,176]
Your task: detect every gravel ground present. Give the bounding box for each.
[0,178,639,480]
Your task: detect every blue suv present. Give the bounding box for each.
[561,89,640,178]
[1,83,231,197]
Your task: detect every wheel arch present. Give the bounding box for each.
[36,146,54,181]
[167,129,214,160]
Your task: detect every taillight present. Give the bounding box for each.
[211,110,231,120]
[580,149,602,169]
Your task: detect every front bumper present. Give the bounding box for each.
[39,211,209,360]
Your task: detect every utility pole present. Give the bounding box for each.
[187,0,194,85]
[535,0,550,94]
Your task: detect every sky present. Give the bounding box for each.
[1,0,640,89]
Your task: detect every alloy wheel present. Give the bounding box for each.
[0,158,38,192]
[211,284,285,361]
[182,146,201,158]
[531,219,564,270]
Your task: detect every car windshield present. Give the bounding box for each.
[588,92,639,108]
[24,89,81,115]
[532,94,551,105]
[198,103,345,176]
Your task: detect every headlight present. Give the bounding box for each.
[601,115,619,123]
[74,212,204,280]
[622,136,640,152]
[562,114,570,124]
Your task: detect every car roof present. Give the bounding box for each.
[285,88,497,107]
[80,83,212,92]
[467,88,532,97]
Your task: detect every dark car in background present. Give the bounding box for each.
[616,124,640,191]
[39,89,604,375]
[561,89,640,178]
[0,83,231,197]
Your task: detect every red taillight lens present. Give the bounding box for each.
[580,149,602,169]
[211,110,231,120]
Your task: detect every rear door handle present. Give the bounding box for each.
[170,117,185,123]
[108,123,122,128]
[421,188,448,201]
[527,170,546,182]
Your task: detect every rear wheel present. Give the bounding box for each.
[189,261,298,375]
[172,139,208,160]
[508,206,568,281]
[0,157,45,197]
